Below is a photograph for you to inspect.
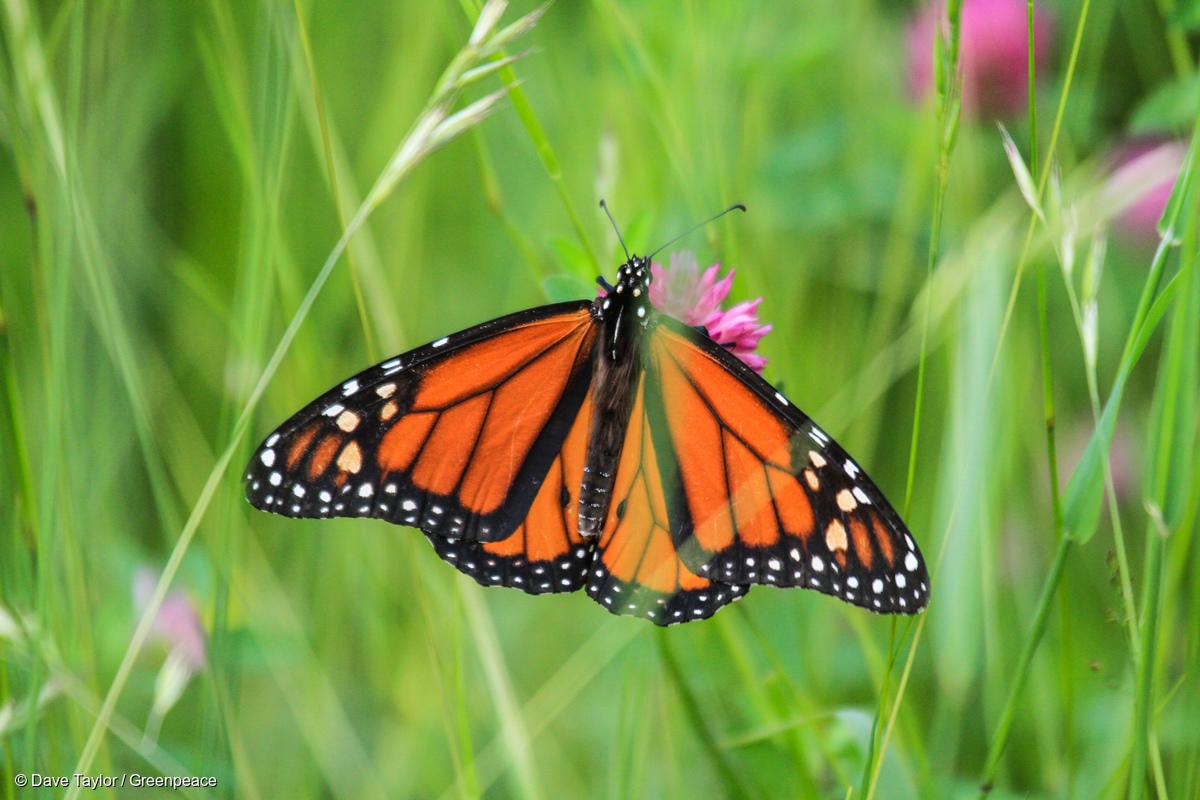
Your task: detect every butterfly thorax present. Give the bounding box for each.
[578,257,654,537]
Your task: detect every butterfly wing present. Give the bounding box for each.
[245,302,597,547]
[584,371,749,624]
[644,317,929,615]
[424,389,597,594]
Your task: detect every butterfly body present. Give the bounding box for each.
[246,256,929,624]
[580,257,653,536]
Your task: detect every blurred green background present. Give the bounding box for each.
[1,0,1197,798]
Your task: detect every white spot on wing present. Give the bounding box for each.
[432,336,450,348]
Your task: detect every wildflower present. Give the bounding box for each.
[649,251,772,373]
[133,567,207,738]
[907,0,1054,119]
[132,567,207,675]
[1108,139,1187,243]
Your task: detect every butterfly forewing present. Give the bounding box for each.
[648,319,929,613]
[245,303,596,543]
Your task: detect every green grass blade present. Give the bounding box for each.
[1129,144,1199,800]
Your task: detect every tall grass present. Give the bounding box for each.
[1,1,1196,798]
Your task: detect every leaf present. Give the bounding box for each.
[1062,374,1125,543]
[1144,223,1200,529]
[1130,74,1200,135]
[547,235,593,282]
[1064,264,1185,542]
[1168,0,1200,31]
[542,272,592,303]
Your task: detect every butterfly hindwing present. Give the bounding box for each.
[586,370,750,624]
[647,318,929,614]
[245,302,596,544]
[426,390,596,594]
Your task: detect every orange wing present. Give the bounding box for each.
[245,303,597,545]
[425,391,595,594]
[585,372,749,624]
[644,318,929,614]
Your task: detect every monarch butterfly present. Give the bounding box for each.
[245,228,929,625]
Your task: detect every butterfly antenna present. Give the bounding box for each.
[648,203,746,260]
[599,199,632,261]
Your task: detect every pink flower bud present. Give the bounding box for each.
[907,0,1054,119]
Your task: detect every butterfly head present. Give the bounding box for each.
[594,255,654,362]
[601,256,653,319]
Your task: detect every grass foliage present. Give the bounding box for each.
[1,0,1197,797]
